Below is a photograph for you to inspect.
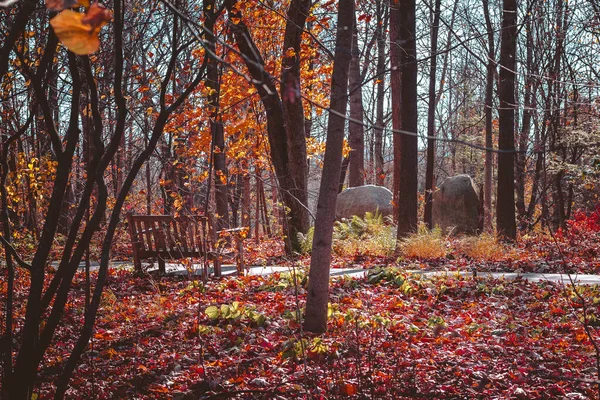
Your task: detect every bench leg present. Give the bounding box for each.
[133,251,142,272]
[236,238,245,276]
[158,257,166,274]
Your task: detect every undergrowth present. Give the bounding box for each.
[298,212,396,257]
[457,233,506,261]
[399,223,448,259]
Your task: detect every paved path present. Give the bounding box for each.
[69,261,600,285]
[147,263,600,286]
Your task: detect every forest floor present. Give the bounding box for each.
[12,227,600,399]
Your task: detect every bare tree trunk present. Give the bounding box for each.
[348,15,365,187]
[394,0,418,238]
[260,182,271,236]
[242,165,251,238]
[255,170,261,241]
[304,0,354,333]
[280,0,311,243]
[482,0,495,232]
[424,0,441,228]
[339,156,350,193]
[390,0,402,221]
[145,137,152,214]
[206,0,229,230]
[374,0,387,186]
[496,0,517,240]
[516,17,534,229]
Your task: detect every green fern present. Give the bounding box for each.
[297,227,315,254]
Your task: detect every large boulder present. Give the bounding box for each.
[432,175,480,234]
[336,185,393,220]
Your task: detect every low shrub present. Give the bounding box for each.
[399,223,448,259]
[298,211,396,257]
[332,212,396,257]
[458,233,505,261]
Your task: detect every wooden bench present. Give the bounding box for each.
[126,213,246,277]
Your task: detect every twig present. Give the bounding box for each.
[0,235,32,271]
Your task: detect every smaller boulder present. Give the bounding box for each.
[336,185,393,220]
[432,175,479,235]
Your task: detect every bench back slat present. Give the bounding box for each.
[127,214,209,258]
[127,213,244,277]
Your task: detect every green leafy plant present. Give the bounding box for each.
[205,302,266,326]
[332,211,396,256]
[257,268,308,292]
[280,337,329,360]
[297,226,314,254]
[366,267,420,295]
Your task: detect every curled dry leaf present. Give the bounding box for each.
[50,3,111,55]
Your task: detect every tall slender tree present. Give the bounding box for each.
[304,0,354,334]
[348,13,365,187]
[390,0,401,220]
[424,0,441,228]
[392,0,418,238]
[496,0,517,239]
[374,0,388,186]
[205,0,229,230]
[482,0,496,232]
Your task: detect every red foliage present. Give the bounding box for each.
[26,268,600,399]
[566,204,600,234]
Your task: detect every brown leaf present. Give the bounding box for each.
[82,3,111,29]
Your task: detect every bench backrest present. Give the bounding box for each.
[126,214,209,259]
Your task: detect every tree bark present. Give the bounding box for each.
[348,16,365,187]
[389,0,402,221]
[424,0,441,228]
[304,0,354,334]
[394,0,419,238]
[339,156,350,193]
[374,0,388,186]
[206,0,229,230]
[482,0,495,232]
[516,17,534,229]
[496,0,517,240]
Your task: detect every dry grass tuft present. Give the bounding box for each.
[399,223,448,259]
[458,233,505,261]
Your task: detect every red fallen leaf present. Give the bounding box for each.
[341,383,357,396]
[551,307,565,315]
[148,384,169,393]
[189,365,204,375]
[259,338,274,350]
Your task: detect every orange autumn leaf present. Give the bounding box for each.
[50,3,111,55]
